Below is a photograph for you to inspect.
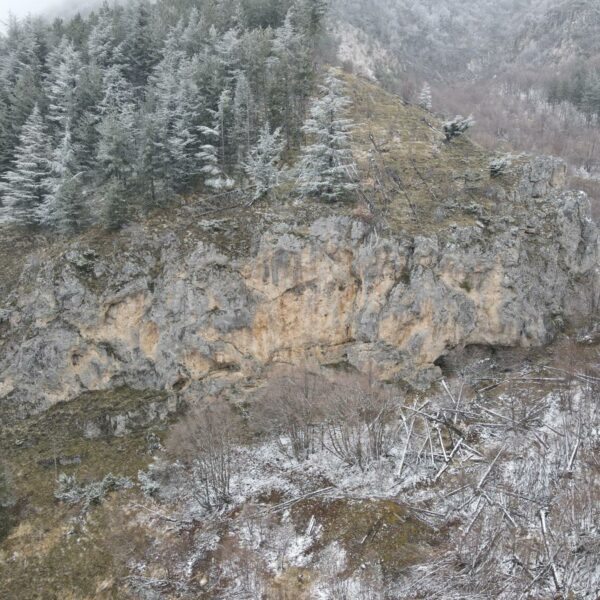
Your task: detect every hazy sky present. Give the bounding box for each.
[1,0,59,22]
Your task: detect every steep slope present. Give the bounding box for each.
[1,72,600,600]
[0,74,597,420]
[511,0,600,67]
[334,0,598,82]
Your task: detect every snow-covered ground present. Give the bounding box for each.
[126,357,600,598]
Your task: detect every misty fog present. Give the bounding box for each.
[1,0,107,24]
[2,0,60,21]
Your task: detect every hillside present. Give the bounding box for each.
[511,0,600,67]
[334,0,600,207]
[334,0,600,81]
[1,74,599,599]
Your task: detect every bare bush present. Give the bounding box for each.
[167,402,241,512]
[251,367,330,461]
[323,373,401,471]
[252,368,402,470]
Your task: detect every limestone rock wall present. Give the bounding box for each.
[0,164,598,417]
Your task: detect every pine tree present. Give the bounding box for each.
[547,78,561,106]
[45,38,83,136]
[99,65,136,114]
[198,104,234,191]
[148,40,185,192]
[194,37,223,110]
[216,89,233,170]
[0,104,51,225]
[244,122,284,201]
[117,0,159,92]
[169,57,206,190]
[95,90,138,227]
[96,103,137,183]
[297,73,357,201]
[0,17,47,174]
[181,7,205,55]
[138,110,170,205]
[233,72,254,166]
[418,82,432,111]
[88,1,119,70]
[292,0,327,38]
[38,126,86,232]
[215,28,241,87]
[0,81,13,175]
[270,10,310,147]
[583,77,600,121]
[197,140,231,191]
[70,63,104,173]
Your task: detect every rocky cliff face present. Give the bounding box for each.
[0,156,597,419]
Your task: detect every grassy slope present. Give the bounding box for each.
[0,388,174,599]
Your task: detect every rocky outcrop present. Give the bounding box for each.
[0,158,598,417]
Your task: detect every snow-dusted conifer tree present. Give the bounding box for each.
[297,73,357,200]
[167,57,205,191]
[99,65,136,115]
[198,91,234,191]
[38,126,85,232]
[70,64,104,174]
[215,28,241,87]
[583,76,600,120]
[95,67,138,227]
[146,25,185,189]
[96,67,137,183]
[233,72,254,166]
[0,104,51,225]
[181,7,204,55]
[418,82,432,111]
[1,17,47,174]
[293,0,328,38]
[45,39,83,136]
[271,9,310,146]
[96,106,136,189]
[244,123,284,201]
[88,0,119,70]
[117,0,159,92]
[442,115,475,141]
[197,123,234,191]
[137,110,168,204]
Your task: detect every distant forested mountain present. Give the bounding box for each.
[334,0,600,206]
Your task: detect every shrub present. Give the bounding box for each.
[251,366,331,461]
[322,373,400,471]
[490,155,512,177]
[137,468,162,498]
[252,368,401,470]
[166,402,242,512]
[443,115,475,141]
[54,472,132,509]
